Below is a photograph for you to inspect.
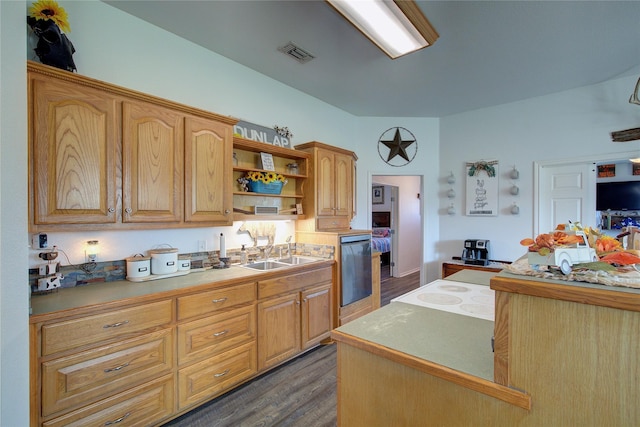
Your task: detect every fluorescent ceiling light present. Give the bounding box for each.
[630,158,640,163]
[327,0,438,59]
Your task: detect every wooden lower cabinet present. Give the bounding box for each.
[257,283,332,370]
[41,329,173,417]
[31,264,334,426]
[42,375,174,427]
[178,341,257,409]
[257,266,333,370]
[258,292,301,370]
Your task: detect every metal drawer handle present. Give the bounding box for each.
[213,329,229,337]
[214,369,230,378]
[104,362,130,373]
[212,297,227,304]
[103,320,129,329]
[105,412,131,425]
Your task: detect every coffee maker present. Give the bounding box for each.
[462,239,490,266]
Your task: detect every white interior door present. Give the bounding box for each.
[537,162,597,234]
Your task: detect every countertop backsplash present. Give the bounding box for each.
[29,243,335,295]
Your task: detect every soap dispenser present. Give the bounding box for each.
[240,245,248,265]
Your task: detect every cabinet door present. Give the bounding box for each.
[31,77,118,224]
[122,101,183,223]
[316,149,336,216]
[184,116,232,223]
[334,152,353,217]
[257,293,300,370]
[301,283,332,349]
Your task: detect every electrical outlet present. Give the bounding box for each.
[198,240,207,251]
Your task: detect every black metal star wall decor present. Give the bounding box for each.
[377,127,418,166]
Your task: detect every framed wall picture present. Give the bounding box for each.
[633,164,640,176]
[372,186,384,204]
[465,160,499,216]
[598,164,615,178]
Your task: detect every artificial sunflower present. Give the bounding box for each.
[29,0,71,33]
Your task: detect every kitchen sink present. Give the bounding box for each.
[240,260,288,270]
[238,256,321,271]
[276,256,318,265]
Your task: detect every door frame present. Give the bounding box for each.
[534,150,640,235]
[369,173,424,284]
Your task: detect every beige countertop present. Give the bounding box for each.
[30,259,334,319]
[331,268,531,408]
[334,301,495,380]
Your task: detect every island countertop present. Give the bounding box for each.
[331,275,531,409]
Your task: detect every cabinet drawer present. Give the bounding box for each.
[177,282,255,320]
[41,300,172,356]
[178,341,257,409]
[258,266,333,299]
[178,305,256,365]
[317,216,350,231]
[42,375,174,427]
[42,329,173,417]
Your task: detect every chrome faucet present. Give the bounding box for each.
[259,244,273,260]
[286,236,292,257]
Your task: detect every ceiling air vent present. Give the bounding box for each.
[278,42,315,64]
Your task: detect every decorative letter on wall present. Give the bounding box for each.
[465,160,499,216]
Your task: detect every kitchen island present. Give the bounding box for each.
[331,270,640,426]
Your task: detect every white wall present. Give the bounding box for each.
[440,75,640,263]
[1,1,29,424]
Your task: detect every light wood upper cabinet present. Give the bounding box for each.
[316,149,353,217]
[28,61,236,231]
[185,116,232,224]
[295,141,357,231]
[30,75,118,225]
[122,101,184,223]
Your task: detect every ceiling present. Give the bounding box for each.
[104,1,640,118]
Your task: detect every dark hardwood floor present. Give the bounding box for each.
[163,265,420,427]
[380,264,420,306]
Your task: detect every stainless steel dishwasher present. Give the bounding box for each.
[340,234,373,306]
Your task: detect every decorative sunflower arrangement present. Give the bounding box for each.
[238,171,287,193]
[27,0,77,72]
[29,0,71,33]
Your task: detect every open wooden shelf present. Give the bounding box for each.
[233,137,310,222]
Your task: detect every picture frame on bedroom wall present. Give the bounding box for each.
[598,164,615,178]
[372,186,384,204]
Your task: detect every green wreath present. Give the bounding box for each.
[468,161,496,177]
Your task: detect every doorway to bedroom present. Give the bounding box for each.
[371,175,423,279]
